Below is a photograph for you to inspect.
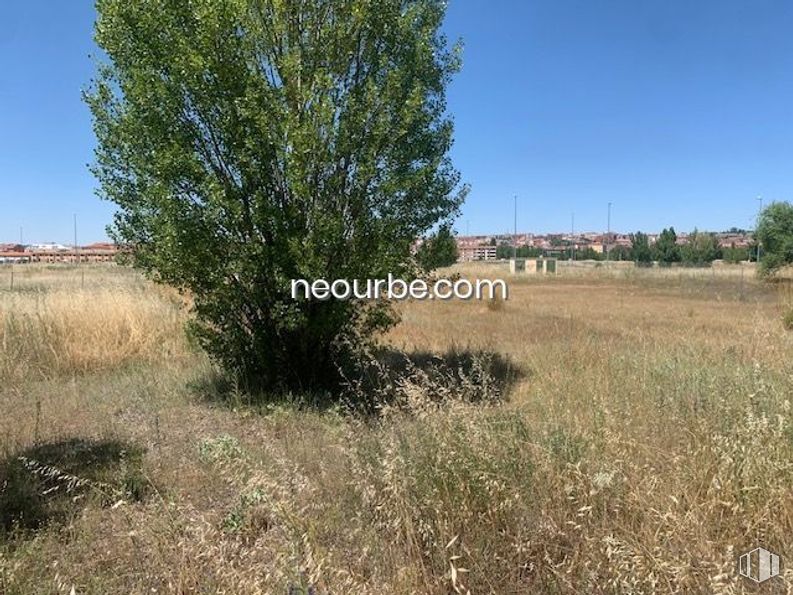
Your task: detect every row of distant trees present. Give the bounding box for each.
[452,203,793,274]
[495,228,754,265]
[628,228,753,266]
[400,225,747,272]
[629,210,793,272]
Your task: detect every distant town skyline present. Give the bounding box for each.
[0,223,758,247]
[2,2,792,244]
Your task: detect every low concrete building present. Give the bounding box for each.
[459,245,497,261]
[512,258,557,274]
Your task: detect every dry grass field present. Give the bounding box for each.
[1,263,793,594]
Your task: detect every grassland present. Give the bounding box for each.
[1,263,792,594]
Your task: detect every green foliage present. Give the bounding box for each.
[722,244,751,264]
[680,229,721,265]
[198,435,243,464]
[578,246,603,261]
[496,243,543,259]
[546,427,587,466]
[495,243,512,259]
[222,487,268,534]
[630,231,653,264]
[87,0,466,391]
[416,224,458,270]
[756,202,793,277]
[783,308,793,331]
[653,227,681,264]
[516,245,543,258]
[608,244,632,261]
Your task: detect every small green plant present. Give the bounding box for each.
[783,308,793,330]
[222,487,269,534]
[546,427,587,466]
[197,435,243,464]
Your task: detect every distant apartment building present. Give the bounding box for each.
[454,235,498,261]
[0,244,24,253]
[458,245,497,261]
[0,242,120,264]
[0,244,28,263]
[717,234,752,249]
[456,235,494,249]
[27,242,71,251]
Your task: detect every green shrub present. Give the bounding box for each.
[783,308,793,330]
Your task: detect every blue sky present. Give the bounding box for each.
[1,1,792,243]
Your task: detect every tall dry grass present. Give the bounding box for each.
[0,267,189,383]
[2,263,793,593]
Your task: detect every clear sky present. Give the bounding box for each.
[1,1,792,243]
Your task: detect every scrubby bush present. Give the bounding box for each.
[756,201,793,277]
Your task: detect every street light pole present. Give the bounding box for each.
[74,214,79,266]
[756,196,763,263]
[513,195,517,259]
[606,202,612,262]
[570,212,575,261]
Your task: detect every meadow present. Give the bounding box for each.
[1,262,792,594]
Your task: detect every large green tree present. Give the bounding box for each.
[88,0,466,390]
[680,229,721,266]
[629,231,653,264]
[653,227,681,264]
[756,201,793,277]
[416,224,458,270]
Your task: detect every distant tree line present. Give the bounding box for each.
[486,202,793,278]
[495,244,543,259]
[495,228,754,265]
[633,227,755,266]
[633,228,708,266]
[756,202,793,277]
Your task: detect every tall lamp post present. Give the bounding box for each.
[513,195,518,259]
[606,202,612,262]
[570,212,575,261]
[756,196,763,263]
